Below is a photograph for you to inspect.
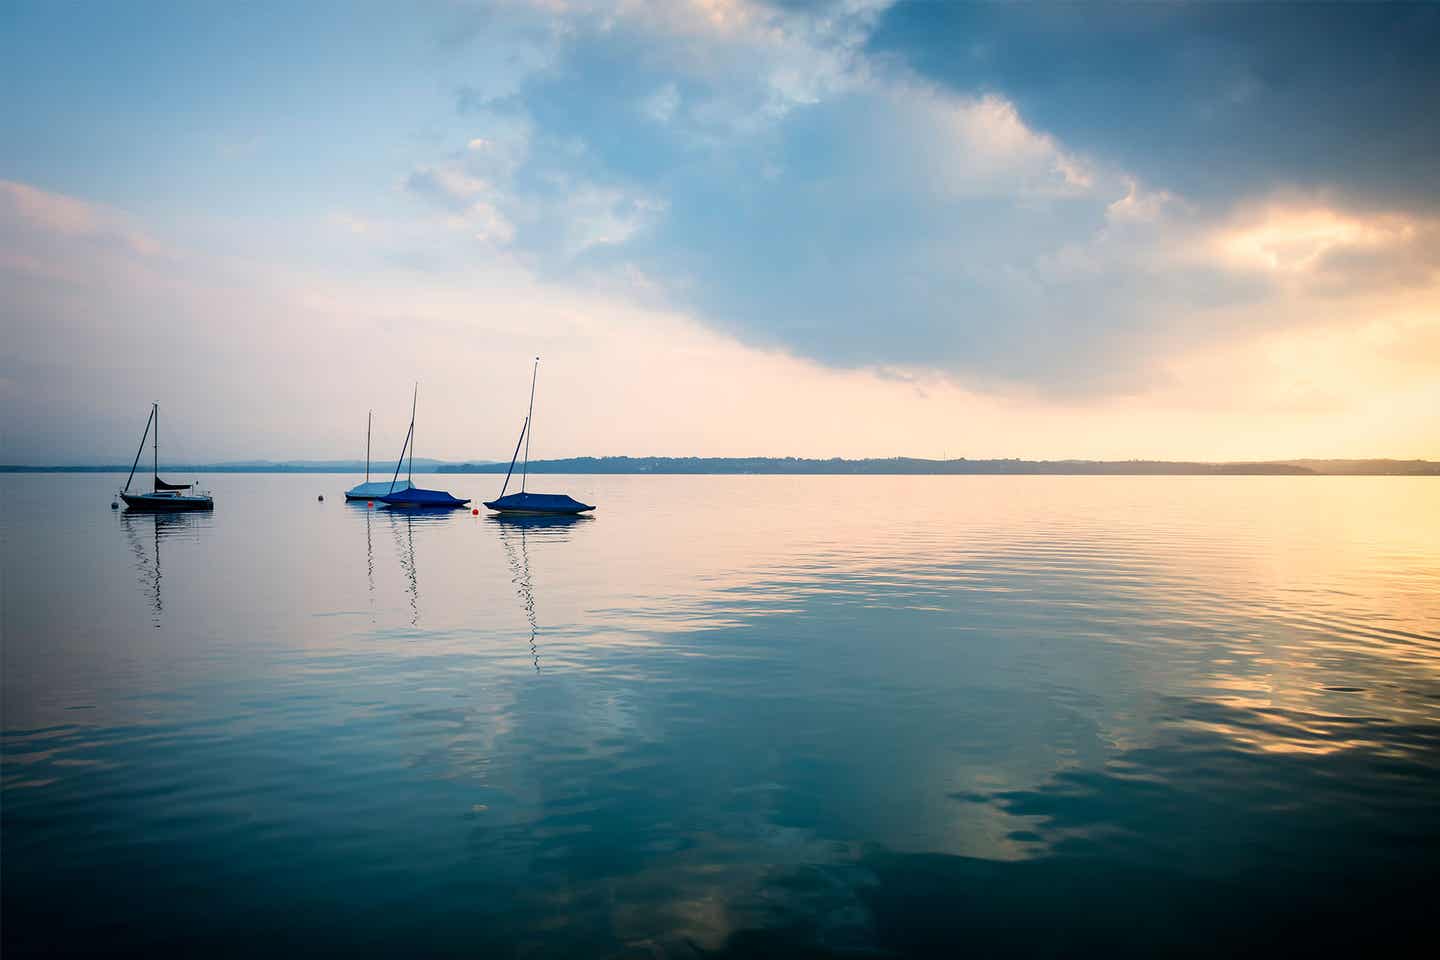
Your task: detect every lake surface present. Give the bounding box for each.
[3,473,1438,956]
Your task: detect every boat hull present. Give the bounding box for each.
[484,507,592,516]
[378,487,470,508]
[483,492,594,515]
[121,492,214,512]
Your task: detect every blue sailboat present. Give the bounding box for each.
[377,386,470,509]
[345,409,413,501]
[484,358,595,516]
[118,403,214,511]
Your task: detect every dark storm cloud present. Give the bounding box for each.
[866,1,1440,212]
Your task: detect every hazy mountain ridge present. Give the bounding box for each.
[438,457,1440,475]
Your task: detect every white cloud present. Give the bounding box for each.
[1106,178,1178,223]
[561,184,667,255]
[560,0,893,138]
[897,88,1096,197]
[1,179,160,257]
[404,167,516,245]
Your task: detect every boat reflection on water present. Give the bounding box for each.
[489,512,591,671]
[488,513,593,532]
[346,500,378,621]
[346,500,466,627]
[390,510,421,626]
[120,509,211,627]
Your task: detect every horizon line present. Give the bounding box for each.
[4,454,1437,477]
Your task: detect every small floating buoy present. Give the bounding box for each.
[472,508,479,515]
[366,500,373,507]
[111,501,119,509]
[318,494,324,502]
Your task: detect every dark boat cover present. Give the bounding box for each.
[346,480,412,500]
[378,487,470,508]
[483,492,594,514]
[154,478,194,490]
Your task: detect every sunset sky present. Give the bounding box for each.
[3,0,1437,464]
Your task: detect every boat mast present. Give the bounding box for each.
[521,357,538,493]
[153,402,159,493]
[124,405,155,495]
[408,384,416,484]
[365,409,372,484]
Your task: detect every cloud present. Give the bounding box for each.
[558,182,666,255]
[0,179,160,260]
[410,1,1438,402]
[639,82,680,123]
[1208,204,1426,279]
[1106,179,1178,224]
[868,2,1440,213]
[515,0,892,141]
[882,85,1095,198]
[420,3,1164,391]
[405,167,516,244]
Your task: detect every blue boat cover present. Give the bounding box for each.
[346,480,413,499]
[379,487,469,507]
[483,492,594,514]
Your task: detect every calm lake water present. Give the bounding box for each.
[3,473,1438,956]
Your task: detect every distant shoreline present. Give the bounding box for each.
[5,457,1437,476]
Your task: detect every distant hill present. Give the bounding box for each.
[438,456,1440,476]
[5,457,1436,476]
[1281,459,1440,476]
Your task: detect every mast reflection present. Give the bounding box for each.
[119,510,208,627]
[381,504,462,627]
[347,502,462,628]
[364,502,376,622]
[388,510,421,627]
[490,513,591,672]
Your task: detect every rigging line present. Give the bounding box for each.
[388,418,412,495]
[522,357,538,493]
[497,418,527,500]
[124,405,155,494]
[388,387,417,495]
[408,383,417,484]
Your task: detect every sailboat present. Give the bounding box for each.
[345,409,413,501]
[118,403,214,511]
[484,358,595,516]
[377,386,470,508]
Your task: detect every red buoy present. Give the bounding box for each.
[472,508,479,515]
[366,501,373,507]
